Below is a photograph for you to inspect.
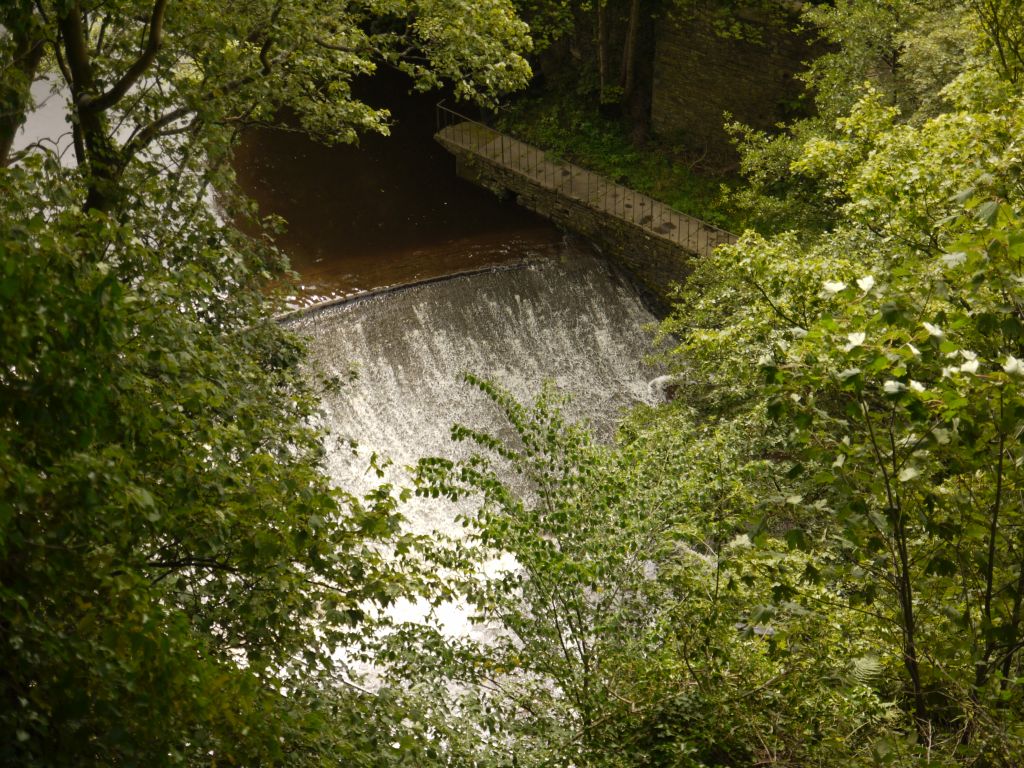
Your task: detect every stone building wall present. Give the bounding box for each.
[650,6,814,162]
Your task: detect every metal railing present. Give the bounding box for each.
[434,100,737,256]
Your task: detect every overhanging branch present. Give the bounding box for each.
[82,0,168,112]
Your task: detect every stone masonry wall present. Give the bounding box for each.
[651,6,814,162]
[453,153,695,309]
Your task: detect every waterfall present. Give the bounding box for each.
[286,244,661,633]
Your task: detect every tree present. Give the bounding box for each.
[726,0,983,234]
[969,0,1024,83]
[1,1,537,763]
[1,0,533,208]
[389,5,1024,765]
[0,1,46,164]
[763,83,1024,754]
[510,0,801,146]
[0,156,430,764]
[662,43,1024,761]
[393,377,893,767]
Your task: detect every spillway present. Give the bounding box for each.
[286,245,662,538]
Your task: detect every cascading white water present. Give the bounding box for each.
[286,244,662,633]
[289,246,659,497]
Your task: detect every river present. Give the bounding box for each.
[236,77,662,634]
[233,72,561,307]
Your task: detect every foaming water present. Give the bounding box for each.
[287,247,661,636]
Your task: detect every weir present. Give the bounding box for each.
[253,74,685,635]
[286,246,661,544]
[241,77,669,638]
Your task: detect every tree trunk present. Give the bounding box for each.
[895,513,930,734]
[976,421,1005,690]
[57,0,169,211]
[1000,549,1024,687]
[622,0,658,145]
[596,1,610,102]
[57,5,121,210]
[619,0,641,100]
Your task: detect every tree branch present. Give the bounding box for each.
[58,2,95,94]
[123,104,193,159]
[746,276,803,330]
[314,36,359,53]
[82,0,169,112]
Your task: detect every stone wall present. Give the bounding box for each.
[453,152,697,310]
[651,6,814,162]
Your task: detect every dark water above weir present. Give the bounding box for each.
[233,75,559,306]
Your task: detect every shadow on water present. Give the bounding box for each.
[233,70,561,305]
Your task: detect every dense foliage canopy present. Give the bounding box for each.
[6,0,1024,765]
[386,1,1024,765]
[1,0,531,764]
[0,159,426,764]
[1,0,533,208]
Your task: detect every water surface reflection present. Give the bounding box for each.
[233,77,560,305]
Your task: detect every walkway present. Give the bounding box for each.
[435,119,736,259]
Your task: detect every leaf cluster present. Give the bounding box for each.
[0,159,428,765]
